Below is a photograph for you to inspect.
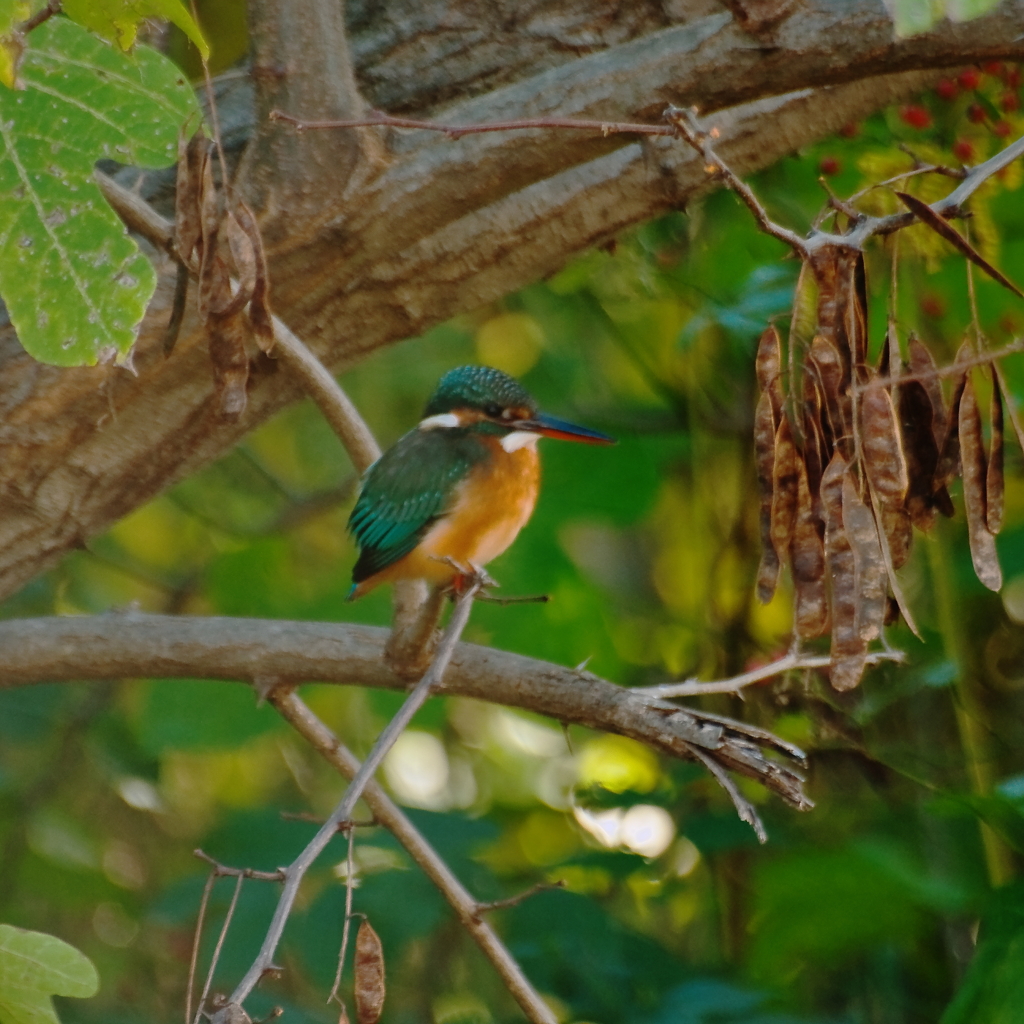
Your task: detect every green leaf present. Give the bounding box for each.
[63,0,209,58]
[884,0,1002,37]
[0,924,98,1024]
[0,17,199,365]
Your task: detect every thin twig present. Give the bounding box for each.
[688,745,767,844]
[193,874,245,1024]
[327,825,357,1006]
[225,582,483,1011]
[269,692,558,1024]
[193,849,287,881]
[270,108,673,140]
[861,337,1024,393]
[474,880,566,916]
[636,649,906,699]
[270,319,381,473]
[185,872,216,1024]
[476,592,550,605]
[663,104,811,259]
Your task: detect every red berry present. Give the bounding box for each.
[935,79,958,101]
[952,139,975,162]
[920,293,945,319]
[993,120,1012,137]
[1007,67,1022,89]
[1001,93,1020,112]
[958,68,982,91]
[983,61,1004,77]
[839,121,860,138]
[819,156,841,176]
[899,104,931,129]
[967,103,987,124]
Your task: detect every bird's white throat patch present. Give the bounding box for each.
[418,412,461,430]
[500,430,541,453]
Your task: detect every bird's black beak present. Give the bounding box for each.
[513,412,616,445]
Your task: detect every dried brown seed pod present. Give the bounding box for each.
[960,377,1002,592]
[792,454,829,638]
[822,453,866,691]
[860,379,908,509]
[354,920,386,1024]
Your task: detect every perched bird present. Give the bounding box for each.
[347,365,614,598]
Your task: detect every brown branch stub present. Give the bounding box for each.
[474,880,567,917]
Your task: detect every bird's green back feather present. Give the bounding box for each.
[348,427,489,582]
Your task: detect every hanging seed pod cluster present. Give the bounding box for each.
[755,247,1018,692]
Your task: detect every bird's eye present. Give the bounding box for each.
[484,402,503,418]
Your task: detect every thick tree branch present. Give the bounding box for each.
[271,690,558,1024]
[0,68,944,605]
[237,0,382,241]
[0,613,810,812]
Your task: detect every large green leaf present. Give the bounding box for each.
[62,0,209,58]
[0,925,98,1024]
[0,17,199,365]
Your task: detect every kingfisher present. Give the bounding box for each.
[347,365,615,598]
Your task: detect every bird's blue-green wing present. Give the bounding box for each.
[348,428,486,583]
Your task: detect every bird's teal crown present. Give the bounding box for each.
[423,365,537,417]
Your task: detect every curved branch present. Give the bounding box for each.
[0,612,811,816]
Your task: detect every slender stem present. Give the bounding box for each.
[270,108,673,139]
[636,650,905,699]
[195,874,246,1024]
[327,826,356,1006]
[185,873,216,1024]
[227,585,480,1008]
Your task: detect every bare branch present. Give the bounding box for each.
[270,108,674,139]
[475,881,567,917]
[840,133,1024,248]
[664,104,810,258]
[195,873,246,1024]
[0,612,810,810]
[272,691,558,1024]
[192,850,287,881]
[225,584,481,1010]
[638,649,907,699]
[270,319,381,473]
[185,873,216,1024]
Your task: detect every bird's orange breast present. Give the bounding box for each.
[357,437,540,593]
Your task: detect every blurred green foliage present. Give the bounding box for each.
[2,28,1024,1024]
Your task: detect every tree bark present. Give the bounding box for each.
[2,0,1023,602]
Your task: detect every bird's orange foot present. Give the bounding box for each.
[434,556,498,597]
